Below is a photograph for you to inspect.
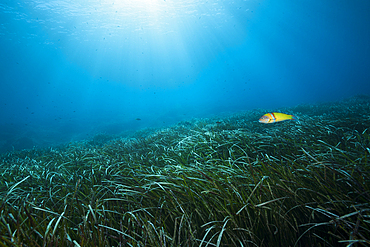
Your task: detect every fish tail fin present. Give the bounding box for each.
[291,115,297,120]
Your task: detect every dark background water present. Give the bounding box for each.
[1,0,369,152]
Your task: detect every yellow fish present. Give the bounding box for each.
[259,112,296,124]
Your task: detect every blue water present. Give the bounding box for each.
[1,0,369,152]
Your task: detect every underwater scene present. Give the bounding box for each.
[1,0,370,246]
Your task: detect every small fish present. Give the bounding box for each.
[259,112,296,124]
[136,118,141,121]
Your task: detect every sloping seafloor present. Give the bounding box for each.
[0,95,369,246]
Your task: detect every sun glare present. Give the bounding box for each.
[107,0,166,12]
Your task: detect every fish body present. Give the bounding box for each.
[259,112,296,124]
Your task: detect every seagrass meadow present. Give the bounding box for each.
[1,96,370,247]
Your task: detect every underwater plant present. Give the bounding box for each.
[0,96,369,246]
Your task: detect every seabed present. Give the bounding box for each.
[1,96,369,246]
